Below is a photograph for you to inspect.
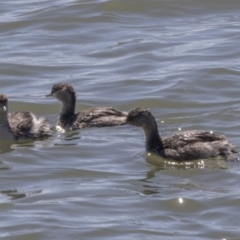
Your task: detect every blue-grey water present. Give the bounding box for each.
[0,0,240,239]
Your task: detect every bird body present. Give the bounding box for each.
[162,130,234,161]
[46,83,127,131]
[0,94,51,141]
[126,108,236,161]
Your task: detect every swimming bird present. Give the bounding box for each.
[126,108,236,161]
[0,94,52,141]
[46,83,127,131]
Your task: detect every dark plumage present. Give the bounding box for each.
[46,83,127,131]
[0,94,52,141]
[126,108,236,161]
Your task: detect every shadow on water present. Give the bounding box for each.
[0,189,42,201]
[0,161,12,171]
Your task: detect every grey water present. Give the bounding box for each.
[0,0,240,239]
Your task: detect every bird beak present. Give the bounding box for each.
[46,93,52,97]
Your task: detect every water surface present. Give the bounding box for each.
[0,0,240,239]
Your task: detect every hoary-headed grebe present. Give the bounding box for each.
[0,94,51,141]
[46,83,127,131]
[126,108,236,161]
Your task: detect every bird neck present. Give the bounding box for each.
[143,120,166,158]
[0,112,16,140]
[58,98,76,127]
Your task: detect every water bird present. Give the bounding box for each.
[126,108,236,161]
[0,94,52,141]
[46,83,127,131]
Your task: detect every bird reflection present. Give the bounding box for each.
[145,152,231,170]
[0,141,14,154]
[136,152,231,196]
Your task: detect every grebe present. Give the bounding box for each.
[0,94,51,141]
[126,108,236,161]
[46,83,127,131]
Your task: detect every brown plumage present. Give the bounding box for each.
[126,108,236,161]
[0,94,52,141]
[46,83,127,131]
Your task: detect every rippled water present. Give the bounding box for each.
[1,0,240,239]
